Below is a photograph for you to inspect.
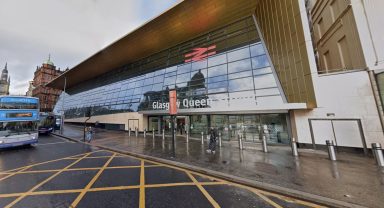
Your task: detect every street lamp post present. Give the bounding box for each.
[60,76,66,135]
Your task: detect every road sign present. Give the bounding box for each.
[169,90,177,115]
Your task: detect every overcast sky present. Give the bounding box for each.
[0,0,181,95]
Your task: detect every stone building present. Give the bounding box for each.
[32,56,63,112]
[0,63,10,95]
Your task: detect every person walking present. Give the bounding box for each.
[85,126,94,143]
[206,127,217,154]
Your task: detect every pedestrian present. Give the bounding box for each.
[206,127,217,154]
[85,126,94,143]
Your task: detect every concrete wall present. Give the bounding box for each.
[65,112,148,131]
[292,70,384,148]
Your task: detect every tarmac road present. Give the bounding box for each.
[0,134,325,208]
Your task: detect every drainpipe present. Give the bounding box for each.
[368,69,384,132]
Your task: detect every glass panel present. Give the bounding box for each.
[177,63,191,74]
[208,75,227,83]
[251,55,269,69]
[253,67,272,75]
[208,81,228,90]
[250,43,265,57]
[208,54,227,67]
[228,58,252,73]
[133,88,142,95]
[254,73,277,89]
[227,47,250,62]
[154,68,165,76]
[163,76,176,86]
[166,66,177,73]
[256,88,280,96]
[144,77,153,85]
[189,115,209,136]
[208,64,227,77]
[176,73,190,83]
[210,115,229,141]
[228,70,252,79]
[261,114,289,144]
[192,59,207,71]
[164,71,177,77]
[228,77,254,92]
[153,75,164,83]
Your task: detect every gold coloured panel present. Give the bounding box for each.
[255,0,317,108]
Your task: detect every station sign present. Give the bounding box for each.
[184,45,216,63]
[169,90,177,115]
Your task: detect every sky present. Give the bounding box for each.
[0,0,181,95]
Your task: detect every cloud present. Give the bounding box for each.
[0,0,180,95]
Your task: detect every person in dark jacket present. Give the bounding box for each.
[207,127,218,154]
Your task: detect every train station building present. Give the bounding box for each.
[48,0,384,151]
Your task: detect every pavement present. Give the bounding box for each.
[53,124,384,208]
[0,135,323,208]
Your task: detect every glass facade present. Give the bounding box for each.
[54,16,285,118]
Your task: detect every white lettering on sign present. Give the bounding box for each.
[152,98,211,110]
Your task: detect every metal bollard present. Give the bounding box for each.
[144,128,147,138]
[128,128,131,137]
[186,129,189,143]
[291,138,299,157]
[207,134,210,145]
[162,129,165,140]
[326,140,337,161]
[135,128,138,137]
[218,132,222,147]
[201,132,204,144]
[152,128,155,139]
[372,143,384,167]
[238,134,243,150]
[262,135,268,153]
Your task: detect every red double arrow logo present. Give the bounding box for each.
[184,45,216,63]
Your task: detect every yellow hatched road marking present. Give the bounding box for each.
[253,191,283,208]
[0,182,226,198]
[187,172,220,208]
[70,153,117,207]
[1,151,92,174]
[4,152,94,208]
[139,160,145,208]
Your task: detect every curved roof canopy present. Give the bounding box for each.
[47,0,260,89]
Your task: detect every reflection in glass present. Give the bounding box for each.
[250,43,265,57]
[228,58,252,73]
[254,73,277,89]
[228,70,252,79]
[251,55,269,69]
[208,64,227,77]
[227,47,250,62]
[208,54,227,67]
[228,77,254,92]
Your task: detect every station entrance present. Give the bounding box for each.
[148,114,291,145]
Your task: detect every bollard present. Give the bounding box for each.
[207,134,210,145]
[201,132,204,144]
[262,135,268,153]
[128,128,131,137]
[372,143,384,167]
[135,128,138,137]
[291,138,299,157]
[186,129,189,143]
[238,134,243,150]
[218,132,222,147]
[162,129,165,140]
[326,140,337,161]
[144,128,146,138]
[152,128,155,139]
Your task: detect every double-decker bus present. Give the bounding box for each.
[0,96,39,148]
